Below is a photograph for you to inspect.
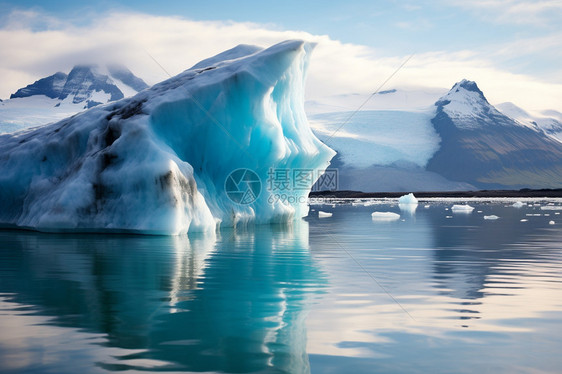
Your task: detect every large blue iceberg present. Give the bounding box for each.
[0,40,335,234]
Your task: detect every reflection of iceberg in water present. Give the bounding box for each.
[153,223,325,373]
[399,203,418,216]
[0,222,325,373]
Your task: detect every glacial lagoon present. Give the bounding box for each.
[1,199,562,373]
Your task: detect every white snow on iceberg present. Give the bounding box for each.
[0,40,335,235]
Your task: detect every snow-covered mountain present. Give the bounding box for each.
[426,80,562,189]
[496,102,562,143]
[0,40,334,234]
[310,80,562,191]
[0,64,148,133]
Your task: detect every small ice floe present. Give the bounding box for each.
[371,212,400,221]
[398,193,418,205]
[520,219,528,222]
[424,205,430,209]
[451,204,475,213]
[318,211,332,218]
[484,215,499,220]
[541,206,562,211]
[446,216,453,219]
[549,221,555,225]
[512,201,525,208]
[556,212,561,215]
[477,210,483,213]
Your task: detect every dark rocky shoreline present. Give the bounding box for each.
[310,189,562,199]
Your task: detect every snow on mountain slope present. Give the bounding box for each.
[1,65,148,134]
[0,40,334,234]
[310,109,439,168]
[497,102,562,143]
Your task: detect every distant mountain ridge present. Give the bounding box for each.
[9,64,148,109]
[1,64,148,133]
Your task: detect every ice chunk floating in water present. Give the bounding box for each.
[371,211,400,221]
[398,193,418,205]
[451,204,475,213]
[318,211,332,218]
[0,40,335,234]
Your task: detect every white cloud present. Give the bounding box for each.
[0,11,560,112]
[447,0,562,25]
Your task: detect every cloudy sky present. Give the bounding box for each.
[0,0,560,112]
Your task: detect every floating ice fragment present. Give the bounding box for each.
[540,206,562,211]
[484,215,499,220]
[398,193,418,205]
[446,216,452,219]
[371,212,400,221]
[512,201,524,208]
[451,204,474,213]
[520,219,528,222]
[424,205,430,208]
[318,211,332,218]
[549,221,555,225]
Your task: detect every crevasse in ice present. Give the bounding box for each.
[0,40,335,234]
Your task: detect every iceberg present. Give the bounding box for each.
[451,204,475,213]
[483,215,499,220]
[318,211,332,218]
[0,40,335,235]
[398,193,418,205]
[371,211,400,221]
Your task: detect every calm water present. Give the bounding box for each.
[1,199,562,373]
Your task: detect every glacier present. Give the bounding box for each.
[0,40,335,235]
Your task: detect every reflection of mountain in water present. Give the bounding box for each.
[0,223,325,373]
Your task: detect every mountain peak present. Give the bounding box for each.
[434,79,505,129]
[455,79,483,94]
[8,64,148,108]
